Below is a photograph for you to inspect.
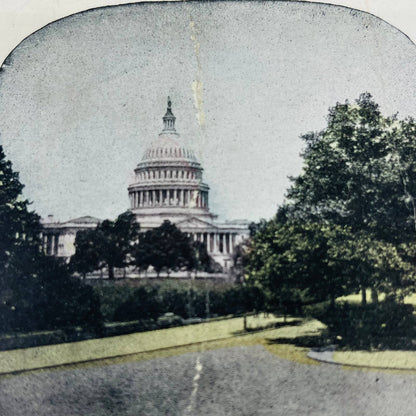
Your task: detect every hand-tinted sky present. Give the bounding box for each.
[1,1,416,222]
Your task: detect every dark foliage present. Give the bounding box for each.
[71,211,140,279]
[0,145,103,334]
[95,282,263,322]
[310,301,416,350]
[131,220,212,277]
[113,286,161,321]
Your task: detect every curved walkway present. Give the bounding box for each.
[308,347,416,371]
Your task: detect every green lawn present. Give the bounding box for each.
[4,309,416,374]
[337,291,416,307]
[333,350,416,370]
[0,315,324,375]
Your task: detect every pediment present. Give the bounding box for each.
[175,216,218,230]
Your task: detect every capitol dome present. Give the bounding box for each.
[128,97,213,223]
[140,134,199,164]
[140,98,200,165]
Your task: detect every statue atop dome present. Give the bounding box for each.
[162,96,176,133]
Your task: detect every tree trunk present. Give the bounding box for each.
[108,265,115,280]
[243,313,247,332]
[361,285,367,306]
[371,288,378,303]
[205,287,210,319]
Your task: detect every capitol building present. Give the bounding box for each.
[42,98,249,276]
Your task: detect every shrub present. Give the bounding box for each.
[114,287,161,321]
[312,301,416,350]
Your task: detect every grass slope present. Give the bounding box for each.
[0,315,323,375]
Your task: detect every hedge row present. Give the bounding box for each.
[93,281,265,322]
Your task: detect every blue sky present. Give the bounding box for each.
[1,1,416,222]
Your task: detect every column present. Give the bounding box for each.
[43,234,47,253]
[179,189,183,207]
[54,234,60,256]
[226,233,230,254]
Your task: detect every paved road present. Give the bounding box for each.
[1,345,416,415]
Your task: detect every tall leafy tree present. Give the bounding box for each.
[0,146,41,277]
[70,228,101,279]
[245,217,352,312]
[287,93,416,241]
[247,94,416,308]
[71,211,140,279]
[132,221,197,277]
[0,145,102,332]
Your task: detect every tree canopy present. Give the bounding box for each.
[287,93,416,242]
[246,94,416,309]
[131,220,206,277]
[0,145,102,333]
[71,211,140,279]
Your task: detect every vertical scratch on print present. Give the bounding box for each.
[189,15,205,128]
[185,356,203,415]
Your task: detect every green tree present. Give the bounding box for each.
[287,93,416,241]
[70,228,101,279]
[245,217,352,314]
[0,145,102,333]
[71,211,140,279]
[191,240,212,274]
[0,146,41,277]
[282,93,416,303]
[133,221,195,277]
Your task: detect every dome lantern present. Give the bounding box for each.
[162,96,176,133]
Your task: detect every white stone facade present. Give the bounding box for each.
[128,98,249,271]
[42,215,101,258]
